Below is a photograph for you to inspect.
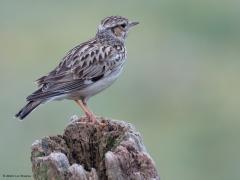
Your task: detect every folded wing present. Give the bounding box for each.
[27,40,118,101]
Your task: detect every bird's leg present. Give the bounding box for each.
[82,101,99,123]
[83,101,107,127]
[75,100,97,123]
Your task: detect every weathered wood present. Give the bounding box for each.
[31,116,160,180]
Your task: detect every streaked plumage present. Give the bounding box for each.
[15,16,139,121]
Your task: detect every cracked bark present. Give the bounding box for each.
[31,116,160,180]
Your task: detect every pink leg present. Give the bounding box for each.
[75,100,97,123]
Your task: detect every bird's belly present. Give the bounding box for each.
[72,68,123,100]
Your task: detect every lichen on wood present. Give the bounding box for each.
[31,116,160,180]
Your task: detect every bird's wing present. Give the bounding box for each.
[27,40,120,101]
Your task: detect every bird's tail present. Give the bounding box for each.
[15,100,42,120]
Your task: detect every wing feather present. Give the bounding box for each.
[28,40,119,101]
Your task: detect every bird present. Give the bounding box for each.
[15,16,139,122]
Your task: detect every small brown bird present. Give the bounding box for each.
[15,16,139,122]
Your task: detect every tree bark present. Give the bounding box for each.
[31,116,160,180]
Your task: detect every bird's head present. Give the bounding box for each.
[97,16,139,43]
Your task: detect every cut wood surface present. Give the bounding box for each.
[31,116,160,180]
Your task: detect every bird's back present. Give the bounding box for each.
[28,37,126,102]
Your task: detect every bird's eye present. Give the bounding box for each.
[120,24,126,28]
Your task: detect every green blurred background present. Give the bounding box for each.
[0,0,240,179]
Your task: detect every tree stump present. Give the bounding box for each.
[31,116,160,180]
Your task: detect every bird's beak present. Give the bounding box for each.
[128,21,139,28]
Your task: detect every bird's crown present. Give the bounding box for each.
[99,16,129,30]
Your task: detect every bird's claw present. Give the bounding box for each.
[86,114,106,127]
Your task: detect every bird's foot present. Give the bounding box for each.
[86,114,106,127]
[87,114,98,123]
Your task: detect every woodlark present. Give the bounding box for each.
[15,16,139,122]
